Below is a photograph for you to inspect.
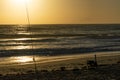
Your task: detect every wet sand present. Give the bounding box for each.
[0,51,120,74]
[0,51,120,80]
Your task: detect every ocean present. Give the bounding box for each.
[0,24,120,57]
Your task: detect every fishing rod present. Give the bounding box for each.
[25,0,31,27]
[24,0,39,80]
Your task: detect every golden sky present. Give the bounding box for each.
[0,0,120,24]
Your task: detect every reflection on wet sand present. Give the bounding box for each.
[0,51,120,66]
[13,56,33,63]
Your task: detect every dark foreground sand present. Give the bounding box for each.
[0,52,120,80]
[0,63,120,80]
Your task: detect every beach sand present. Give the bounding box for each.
[0,52,120,80]
[0,51,120,73]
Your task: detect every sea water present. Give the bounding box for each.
[0,24,120,57]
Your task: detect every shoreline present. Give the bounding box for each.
[0,51,120,74]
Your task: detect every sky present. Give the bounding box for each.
[0,0,120,24]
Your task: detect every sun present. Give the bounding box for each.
[11,0,30,6]
[1,0,45,24]
[13,0,30,4]
[7,0,33,8]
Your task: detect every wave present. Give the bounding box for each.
[0,45,120,57]
[0,24,120,57]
